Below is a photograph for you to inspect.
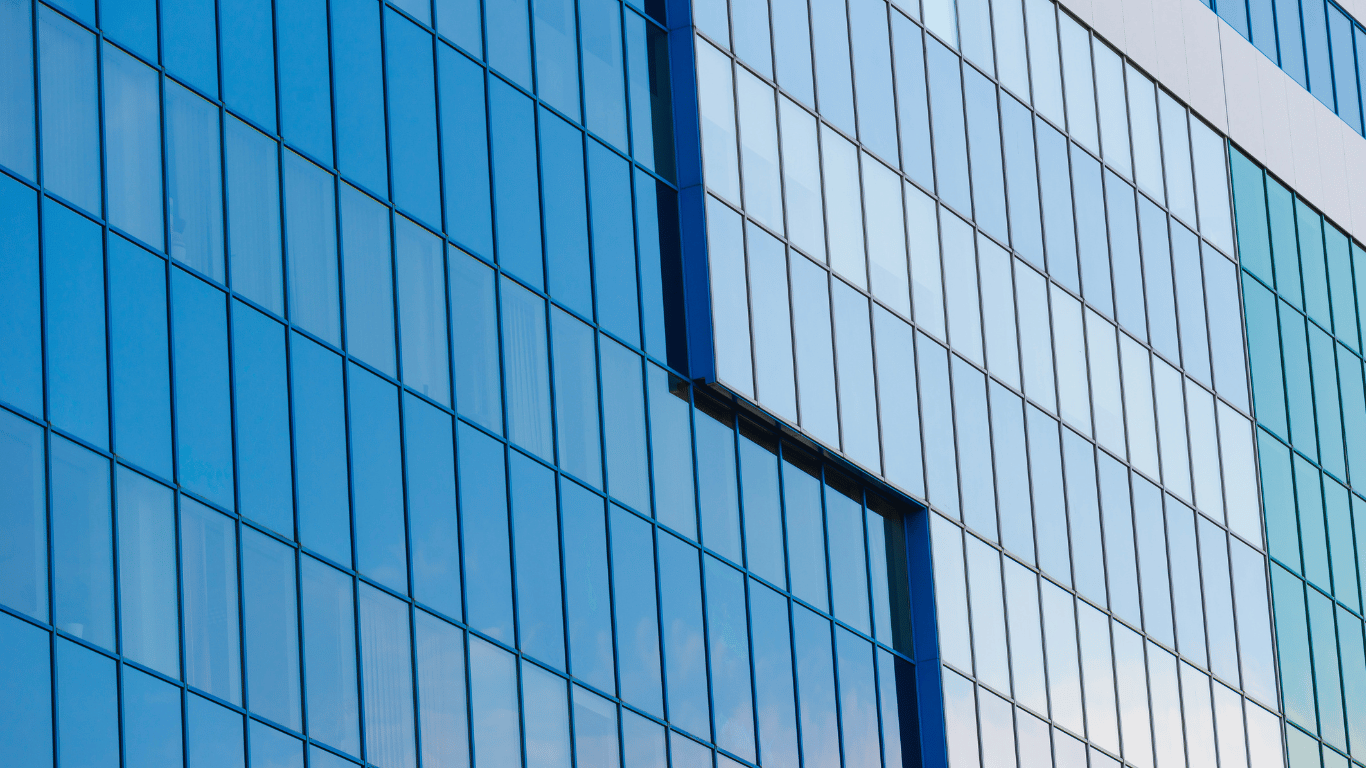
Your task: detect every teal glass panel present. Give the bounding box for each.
[1243,276,1287,436]
[1268,178,1303,306]
[1231,148,1273,282]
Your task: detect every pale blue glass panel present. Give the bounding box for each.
[1024,0,1062,121]
[979,241,1019,386]
[737,70,783,232]
[648,364,697,536]
[232,306,293,536]
[923,0,958,46]
[772,0,816,104]
[360,585,418,768]
[582,0,627,147]
[1197,518,1239,685]
[927,41,971,214]
[1191,122,1233,253]
[450,249,503,430]
[622,709,667,768]
[942,670,980,768]
[340,184,396,374]
[1127,65,1164,203]
[1058,16,1097,150]
[1052,290,1090,435]
[226,116,284,312]
[1028,408,1070,585]
[533,0,580,118]
[459,424,515,642]
[835,629,879,768]
[172,270,235,507]
[501,277,553,458]
[957,0,993,70]
[918,336,961,516]
[874,308,924,496]
[833,283,880,469]
[44,201,108,449]
[864,157,910,316]
[0,0,35,179]
[117,469,180,677]
[963,71,1007,240]
[563,484,614,691]
[892,16,933,186]
[522,663,572,768]
[750,584,799,765]
[1205,246,1250,410]
[416,611,469,768]
[57,639,119,768]
[439,45,494,257]
[966,537,1009,691]
[1094,43,1131,177]
[349,366,408,592]
[166,82,225,281]
[811,0,856,132]
[125,668,184,768]
[1106,173,1145,340]
[1113,625,1154,768]
[826,484,871,634]
[397,217,451,405]
[1036,121,1078,291]
[302,556,362,755]
[779,98,826,261]
[1133,478,1174,646]
[51,438,114,648]
[510,452,566,668]
[540,112,592,314]
[291,336,351,564]
[993,384,1034,565]
[385,11,442,228]
[697,409,742,561]
[285,151,341,344]
[707,197,754,395]
[1015,264,1056,411]
[1148,648,1186,768]
[405,395,461,619]
[1154,362,1192,498]
[977,690,1015,768]
[954,360,996,539]
[660,533,711,739]
[38,8,100,213]
[1073,150,1112,317]
[587,141,639,345]
[1004,560,1047,713]
[242,528,302,730]
[1119,336,1159,479]
[552,309,603,487]
[785,456,830,609]
[1063,433,1105,606]
[694,0,727,44]
[849,0,899,160]
[1158,95,1196,226]
[187,694,245,768]
[907,184,946,336]
[794,606,840,766]
[942,211,982,363]
[1308,591,1346,747]
[1097,455,1139,622]
[749,226,798,422]
[109,236,173,478]
[0,411,46,620]
[698,41,741,203]
[103,44,163,248]
[0,176,41,413]
[574,687,619,768]
[250,723,303,768]
[181,498,242,704]
[1168,502,1207,667]
[470,637,522,768]
[1041,584,1083,733]
[931,515,970,672]
[611,505,664,716]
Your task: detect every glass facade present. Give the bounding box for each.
[2,0,1366,766]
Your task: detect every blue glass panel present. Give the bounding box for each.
[291,336,352,564]
[231,304,293,535]
[582,0,627,147]
[221,0,277,130]
[1338,606,1366,752]
[552,309,603,487]
[250,723,303,768]
[574,686,620,768]
[166,82,225,281]
[1003,560,1047,713]
[415,611,469,768]
[648,365,696,534]
[636,172,669,354]
[953,359,996,540]
[332,0,389,195]
[487,0,532,87]
[1166,500,1208,666]
[521,662,572,767]
[967,537,1010,691]
[772,0,815,105]
[1329,9,1361,131]
[891,14,933,186]
[162,0,218,94]
[540,113,593,315]
[405,395,461,619]
[794,606,839,765]
[51,437,114,648]
[242,528,303,729]
[694,0,728,44]
[811,0,856,133]
[124,668,183,768]
[1326,480,1358,609]
[439,45,495,257]
[0,0,36,179]
[926,40,971,214]
[396,217,451,405]
[57,639,119,768]
[277,0,335,163]
[740,435,785,586]
[0,176,40,413]
[226,116,284,313]
[116,469,180,675]
[784,456,830,609]
[188,694,245,768]
[436,0,481,53]
[38,9,100,213]
[589,141,641,344]
[706,558,756,760]
[611,505,664,716]
[660,532,711,739]
[849,0,899,160]
[1097,454,1139,623]
[733,0,773,75]
[340,184,396,375]
[1303,0,1333,106]
[1271,566,1315,727]
[284,151,341,344]
[302,556,361,755]
[1027,408,1070,587]
[44,200,108,448]
[1295,454,1329,586]
[835,629,880,767]
[826,484,871,634]
[103,45,163,249]
[873,308,924,497]
[563,483,615,692]
[348,366,409,592]
[510,452,566,667]
[1106,173,1145,339]
[917,335,960,518]
[386,12,442,228]
[1133,478,1175,646]
[963,69,1007,240]
[750,584,799,765]
[490,80,544,286]
[469,638,522,768]
[533,0,580,118]
[1204,247,1250,410]
[992,384,1035,565]
[697,408,741,561]
[501,278,553,458]
[1170,224,1211,386]
[942,217,980,361]
[181,498,243,704]
[459,424,515,642]
[1063,432,1106,607]
[1275,0,1308,85]
[1036,121,1079,291]
[0,410,46,620]
[833,283,880,469]
[173,270,235,508]
[392,0,430,23]
[109,237,172,477]
[450,249,503,430]
[792,256,839,446]
[359,585,418,768]
[601,340,651,511]
[1136,200,1177,361]
[706,197,753,392]
[1072,149,1113,316]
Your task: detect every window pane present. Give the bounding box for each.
[117,469,180,677]
[182,499,242,704]
[52,438,114,649]
[243,528,302,730]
